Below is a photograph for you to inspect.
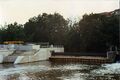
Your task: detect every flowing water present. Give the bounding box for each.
[0,61,120,80]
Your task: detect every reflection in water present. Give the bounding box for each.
[0,61,119,80]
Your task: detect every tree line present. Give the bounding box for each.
[0,12,119,52]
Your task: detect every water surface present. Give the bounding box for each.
[0,61,120,80]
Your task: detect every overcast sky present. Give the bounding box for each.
[0,0,119,25]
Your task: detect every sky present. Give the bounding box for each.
[0,0,119,25]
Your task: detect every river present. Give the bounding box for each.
[0,61,120,80]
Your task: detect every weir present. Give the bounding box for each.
[49,51,118,64]
[0,44,64,64]
[0,43,119,64]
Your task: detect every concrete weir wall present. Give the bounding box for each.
[14,47,64,64]
[15,45,40,51]
[0,50,15,63]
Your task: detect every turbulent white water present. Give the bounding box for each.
[91,63,120,75]
[0,65,49,76]
[52,64,93,70]
[0,61,120,80]
[58,73,89,80]
[18,73,30,80]
[0,64,89,76]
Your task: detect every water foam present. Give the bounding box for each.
[0,63,96,80]
[91,63,120,75]
[18,73,30,80]
[53,64,93,70]
[0,65,49,76]
[58,72,89,80]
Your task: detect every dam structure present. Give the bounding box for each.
[0,42,118,64]
[0,44,64,64]
[49,51,118,64]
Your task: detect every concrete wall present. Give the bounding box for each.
[50,47,64,52]
[15,45,40,51]
[0,50,15,63]
[16,45,32,50]
[0,44,16,50]
[3,56,18,63]
[14,47,64,64]
[14,48,51,64]
[0,44,64,64]
[45,47,64,53]
[32,45,40,50]
[0,55,3,63]
[0,50,14,56]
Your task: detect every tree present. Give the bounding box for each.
[24,13,68,45]
[1,22,26,41]
[78,13,119,52]
[65,20,81,52]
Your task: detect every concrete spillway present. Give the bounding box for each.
[0,45,64,64]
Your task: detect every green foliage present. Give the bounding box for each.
[78,14,119,52]
[0,22,26,42]
[24,13,68,45]
[65,21,81,52]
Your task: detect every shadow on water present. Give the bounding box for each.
[0,61,120,80]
